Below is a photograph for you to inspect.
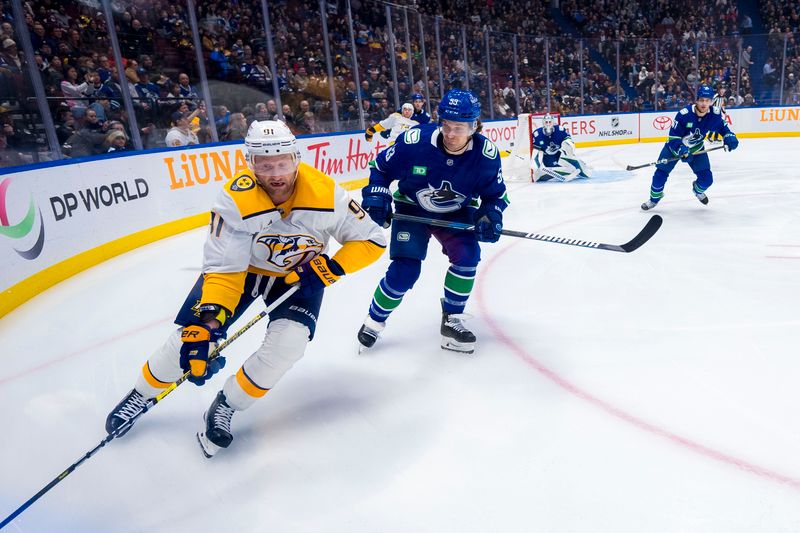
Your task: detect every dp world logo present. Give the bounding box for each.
[0,177,45,260]
[653,115,673,130]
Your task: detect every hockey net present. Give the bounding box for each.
[502,112,561,182]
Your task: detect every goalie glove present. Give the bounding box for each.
[285,254,345,298]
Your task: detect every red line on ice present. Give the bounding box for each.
[475,207,800,491]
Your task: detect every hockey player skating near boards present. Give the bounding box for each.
[531,113,591,182]
[105,120,386,457]
[365,102,419,144]
[357,89,509,354]
[641,85,739,210]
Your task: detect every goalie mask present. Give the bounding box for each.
[542,113,555,135]
[245,120,301,177]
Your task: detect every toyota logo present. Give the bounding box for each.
[653,115,672,130]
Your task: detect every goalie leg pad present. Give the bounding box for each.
[223,318,309,411]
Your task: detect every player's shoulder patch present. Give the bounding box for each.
[679,107,689,115]
[533,129,540,137]
[480,137,498,160]
[403,127,421,144]
[223,170,275,220]
[230,174,256,192]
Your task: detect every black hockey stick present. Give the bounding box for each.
[391,213,663,253]
[625,145,725,171]
[0,285,298,530]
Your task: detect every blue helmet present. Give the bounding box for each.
[412,92,424,102]
[437,89,480,122]
[696,85,714,100]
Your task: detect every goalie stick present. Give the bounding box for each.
[626,145,725,171]
[0,285,299,530]
[391,213,663,253]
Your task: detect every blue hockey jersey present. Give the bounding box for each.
[368,123,508,220]
[666,105,732,155]
[532,125,571,166]
[411,110,431,124]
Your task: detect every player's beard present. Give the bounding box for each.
[257,171,298,204]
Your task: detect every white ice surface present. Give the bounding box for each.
[1,138,799,532]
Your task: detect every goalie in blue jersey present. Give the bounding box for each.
[531,113,591,181]
[642,85,739,210]
[357,89,509,354]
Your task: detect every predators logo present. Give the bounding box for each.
[254,233,324,270]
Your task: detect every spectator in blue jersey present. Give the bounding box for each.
[641,85,739,210]
[357,89,508,355]
[410,93,431,124]
[177,72,200,105]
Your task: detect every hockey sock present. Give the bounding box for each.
[442,264,476,314]
[369,277,406,322]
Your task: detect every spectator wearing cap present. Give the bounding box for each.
[0,38,22,98]
[409,92,430,124]
[135,69,160,105]
[165,110,199,147]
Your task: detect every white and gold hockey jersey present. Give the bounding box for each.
[374,112,419,142]
[201,162,386,312]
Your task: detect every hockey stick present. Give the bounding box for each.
[391,213,663,253]
[0,285,298,530]
[625,145,725,171]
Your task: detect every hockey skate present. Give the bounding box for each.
[640,199,659,211]
[692,182,709,205]
[197,391,236,458]
[105,389,148,437]
[440,300,476,354]
[357,316,385,353]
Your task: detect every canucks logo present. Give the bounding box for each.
[682,128,705,148]
[254,233,324,270]
[415,181,466,213]
[231,175,255,192]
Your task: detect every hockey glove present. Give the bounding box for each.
[361,184,393,228]
[285,254,345,298]
[474,204,503,243]
[179,324,226,386]
[723,133,739,152]
[673,144,692,163]
[365,127,376,142]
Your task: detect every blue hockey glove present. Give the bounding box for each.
[673,144,692,163]
[285,254,345,298]
[179,324,226,386]
[723,133,739,152]
[474,204,503,243]
[361,184,392,228]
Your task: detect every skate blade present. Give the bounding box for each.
[197,431,221,458]
[440,337,475,354]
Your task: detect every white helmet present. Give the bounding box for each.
[245,120,300,165]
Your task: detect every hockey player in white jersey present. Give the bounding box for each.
[531,113,591,182]
[365,103,419,144]
[105,120,386,457]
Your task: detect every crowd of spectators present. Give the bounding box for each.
[761,0,800,103]
[0,0,797,165]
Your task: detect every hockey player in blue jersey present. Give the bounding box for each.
[531,114,590,181]
[357,89,509,354]
[642,85,739,210]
